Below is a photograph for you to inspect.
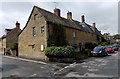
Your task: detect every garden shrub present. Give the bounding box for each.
[44,46,75,58]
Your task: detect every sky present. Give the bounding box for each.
[0,0,119,37]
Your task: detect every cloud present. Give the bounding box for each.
[0,2,34,37]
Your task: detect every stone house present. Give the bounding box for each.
[5,21,21,56]
[18,6,102,60]
[0,35,6,54]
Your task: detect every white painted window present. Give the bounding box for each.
[41,45,44,51]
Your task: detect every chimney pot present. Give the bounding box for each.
[67,11,72,20]
[54,8,60,16]
[81,15,85,23]
[16,21,20,28]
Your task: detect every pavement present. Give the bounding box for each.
[1,50,120,79]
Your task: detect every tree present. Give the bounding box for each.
[113,34,120,39]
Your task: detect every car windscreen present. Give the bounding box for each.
[107,46,112,48]
[93,47,102,52]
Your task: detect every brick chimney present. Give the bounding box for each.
[81,15,85,23]
[16,21,20,28]
[54,8,61,16]
[67,11,72,20]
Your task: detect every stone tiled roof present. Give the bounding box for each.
[5,29,13,31]
[36,6,84,31]
[35,6,101,35]
[81,22,94,33]
[85,23,101,35]
[1,35,6,39]
[19,6,101,36]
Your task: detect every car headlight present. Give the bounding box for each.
[99,51,102,53]
[91,51,93,53]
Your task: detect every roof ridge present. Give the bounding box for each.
[35,5,81,24]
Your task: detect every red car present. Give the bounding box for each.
[106,46,114,53]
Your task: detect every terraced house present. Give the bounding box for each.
[18,6,102,60]
[0,35,6,54]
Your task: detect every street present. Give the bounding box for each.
[1,51,120,79]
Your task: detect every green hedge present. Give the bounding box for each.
[44,46,75,58]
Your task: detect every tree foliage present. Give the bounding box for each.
[10,43,18,50]
[113,34,120,39]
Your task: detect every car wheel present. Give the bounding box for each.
[106,52,108,56]
[101,53,105,57]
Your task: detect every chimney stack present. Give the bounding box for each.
[16,21,20,28]
[92,23,96,28]
[81,15,85,23]
[92,23,96,31]
[54,8,61,16]
[67,11,72,20]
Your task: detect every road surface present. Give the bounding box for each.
[1,51,120,79]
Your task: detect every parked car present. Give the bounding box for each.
[91,46,108,57]
[112,43,119,51]
[106,46,114,53]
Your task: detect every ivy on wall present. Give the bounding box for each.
[10,43,18,50]
[48,23,68,46]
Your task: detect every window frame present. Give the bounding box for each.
[33,14,38,37]
[73,31,76,38]
[33,27,36,37]
[41,25,45,33]
[34,14,38,27]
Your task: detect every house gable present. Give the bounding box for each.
[6,26,21,49]
[18,6,47,60]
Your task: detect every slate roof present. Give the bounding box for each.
[35,6,101,35]
[36,6,84,31]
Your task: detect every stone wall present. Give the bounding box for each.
[66,27,97,45]
[18,7,48,61]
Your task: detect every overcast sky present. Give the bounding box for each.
[0,0,119,37]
